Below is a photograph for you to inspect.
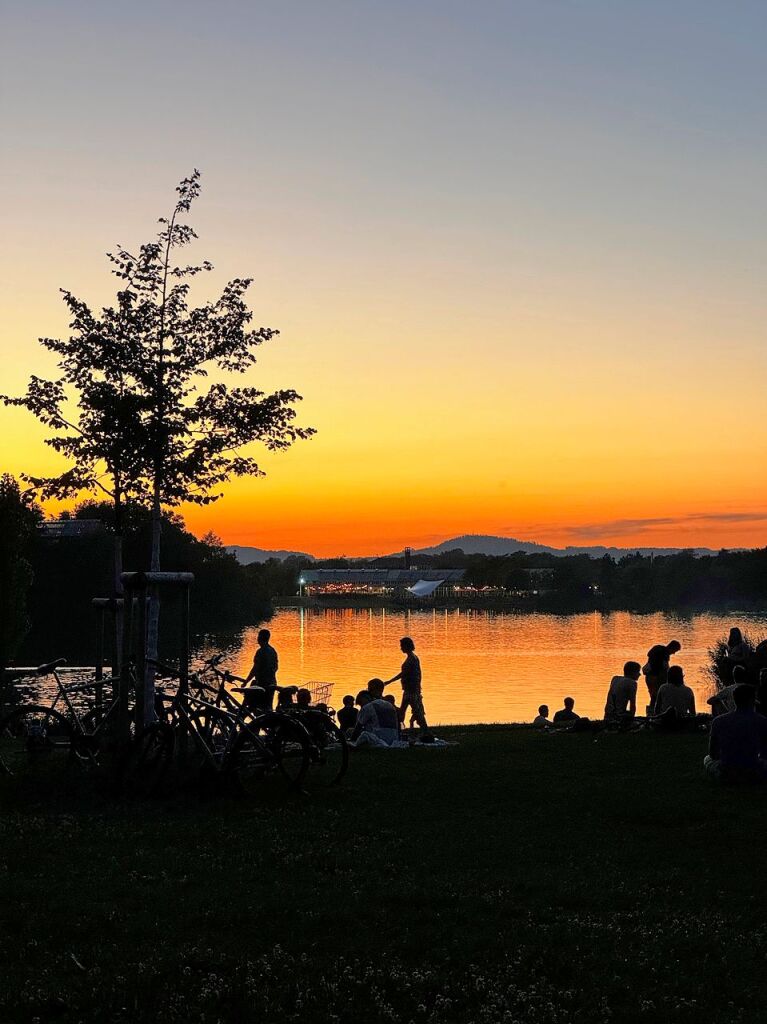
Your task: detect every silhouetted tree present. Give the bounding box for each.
[0,476,42,671]
[4,171,315,708]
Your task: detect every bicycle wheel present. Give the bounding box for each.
[188,705,236,762]
[184,706,238,793]
[118,722,174,798]
[73,703,114,768]
[0,705,74,784]
[302,712,349,786]
[228,713,311,794]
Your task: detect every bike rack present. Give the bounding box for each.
[118,572,195,742]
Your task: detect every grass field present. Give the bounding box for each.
[2,726,766,1023]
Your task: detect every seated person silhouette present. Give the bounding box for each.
[533,705,553,728]
[653,665,696,729]
[704,683,767,783]
[337,695,358,733]
[604,662,640,725]
[296,688,312,709]
[553,697,580,724]
[276,686,298,708]
[708,664,748,717]
[350,679,401,747]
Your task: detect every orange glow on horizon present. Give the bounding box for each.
[2,1,766,560]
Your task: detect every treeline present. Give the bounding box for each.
[256,546,767,613]
[3,486,278,665]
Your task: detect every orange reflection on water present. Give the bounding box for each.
[203,608,767,725]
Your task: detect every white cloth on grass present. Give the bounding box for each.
[355,698,400,747]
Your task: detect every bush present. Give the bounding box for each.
[707,633,767,690]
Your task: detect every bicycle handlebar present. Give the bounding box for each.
[146,657,181,678]
[35,657,67,675]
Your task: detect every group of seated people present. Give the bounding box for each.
[533,655,767,784]
[604,660,698,729]
[533,661,699,731]
[533,697,585,729]
[336,678,406,747]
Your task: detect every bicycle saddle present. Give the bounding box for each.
[35,657,66,675]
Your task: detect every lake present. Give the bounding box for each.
[197,607,767,725]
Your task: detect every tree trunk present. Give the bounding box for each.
[143,482,162,725]
[113,489,124,675]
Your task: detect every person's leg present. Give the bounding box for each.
[646,676,659,714]
[652,708,676,731]
[399,693,412,725]
[352,730,386,749]
[703,754,722,780]
[409,692,433,739]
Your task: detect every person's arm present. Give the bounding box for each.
[709,721,720,760]
[350,707,364,742]
[628,682,636,717]
[244,656,257,684]
[689,691,696,717]
[383,672,402,686]
[351,705,371,742]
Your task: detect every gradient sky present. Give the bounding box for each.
[1,1,766,556]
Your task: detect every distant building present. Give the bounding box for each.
[300,568,465,600]
[39,519,107,540]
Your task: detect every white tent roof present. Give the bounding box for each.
[407,579,446,598]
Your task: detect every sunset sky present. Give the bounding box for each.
[1,1,766,556]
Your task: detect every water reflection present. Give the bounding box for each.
[196,608,767,725]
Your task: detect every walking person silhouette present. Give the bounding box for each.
[384,637,434,742]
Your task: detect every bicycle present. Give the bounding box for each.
[0,657,145,785]
[191,658,349,786]
[120,660,313,797]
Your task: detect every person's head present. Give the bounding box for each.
[667,665,684,687]
[538,704,548,718]
[728,627,743,647]
[400,636,415,654]
[732,665,748,686]
[342,694,355,708]
[624,661,642,680]
[666,640,681,656]
[367,678,385,699]
[563,697,575,711]
[734,684,756,710]
[384,694,396,705]
[257,628,271,647]
[356,690,371,707]
[296,688,312,707]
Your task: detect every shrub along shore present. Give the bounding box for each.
[2,726,766,1023]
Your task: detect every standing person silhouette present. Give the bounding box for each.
[243,628,279,712]
[384,637,434,742]
[642,639,681,712]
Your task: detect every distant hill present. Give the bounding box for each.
[229,534,721,565]
[411,534,717,559]
[228,545,314,565]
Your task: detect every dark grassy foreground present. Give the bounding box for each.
[2,727,767,1024]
